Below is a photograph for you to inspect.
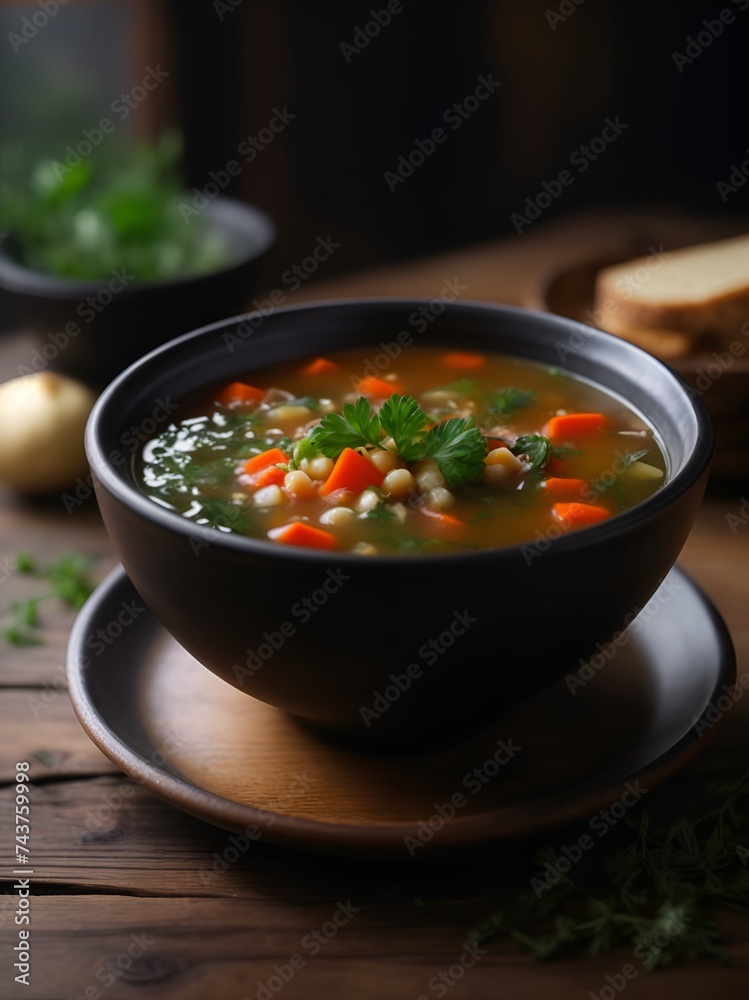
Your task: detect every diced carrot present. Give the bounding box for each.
[318,448,384,497]
[353,376,404,397]
[440,351,486,371]
[271,522,338,550]
[552,502,611,528]
[547,413,609,439]
[545,456,567,476]
[420,509,467,533]
[541,477,589,501]
[243,447,289,477]
[486,438,511,452]
[303,357,340,376]
[215,381,265,406]
[252,466,287,489]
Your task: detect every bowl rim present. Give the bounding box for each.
[86,297,715,566]
[0,196,276,297]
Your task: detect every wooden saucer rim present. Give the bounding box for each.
[66,566,736,856]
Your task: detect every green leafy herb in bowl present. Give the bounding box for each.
[0,132,230,282]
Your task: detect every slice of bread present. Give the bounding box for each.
[594,233,749,351]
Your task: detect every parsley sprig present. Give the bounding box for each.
[309,395,487,487]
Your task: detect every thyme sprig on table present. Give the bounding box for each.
[2,552,95,645]
[469,772,749,969]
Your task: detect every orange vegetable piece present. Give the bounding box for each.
[252,466,287,489]
[420,509,467,533]
[318,448,384,497]
[243,447,289,477]
[303,357,340,376]
[545,456,567,476]
[541,478,589,501]
[215,381,265,406]
[441,351,486,371]
[552,502,611,528]
[271,522,338,550]
[353,376,404,397]
[547,413,609,439]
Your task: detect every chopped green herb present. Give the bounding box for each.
[511,434,552,472]
[288,436,321,470]
[469,771,749,969]
[15,552,37,574]
[432,377,478,398]
[551,445,583,459]
[308,395,487,487]
[2,553,97,646]
[486,387,537,421]
[270,396,319,411]
[366,506,398,523]
[379,394,428,462]
[422,418,487,487]
[310,397,382,455]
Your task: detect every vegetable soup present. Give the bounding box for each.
[137,346,667,554]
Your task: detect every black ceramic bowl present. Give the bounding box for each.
[85,299,713,749]
[0,197,275,389]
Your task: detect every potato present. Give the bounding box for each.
[0,372,96,493]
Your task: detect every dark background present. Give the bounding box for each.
[1,0,748,291]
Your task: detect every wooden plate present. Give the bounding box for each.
[529,257,749,481]
[67,566,735,857]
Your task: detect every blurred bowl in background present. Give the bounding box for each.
[0,197,275,390]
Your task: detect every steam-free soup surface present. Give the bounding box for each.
[137,346,666,554]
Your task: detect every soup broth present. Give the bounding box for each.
[137,345,667,554]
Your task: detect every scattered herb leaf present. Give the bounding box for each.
[379,394,428,462]
[487,387,537,420]
[422,418,487,487]
[469,771,749,969]
[310,397,382,456]
[511,434,551,472]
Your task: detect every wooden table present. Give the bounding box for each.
[1,210,748,999]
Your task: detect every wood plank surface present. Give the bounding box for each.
[1,208,749,999]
